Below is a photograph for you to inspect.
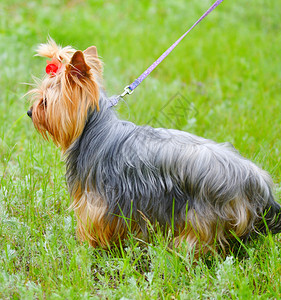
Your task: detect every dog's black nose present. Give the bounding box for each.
[27,110,32,118]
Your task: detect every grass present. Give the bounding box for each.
[0,0,281,298]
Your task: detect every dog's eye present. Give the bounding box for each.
[40,97,47,108]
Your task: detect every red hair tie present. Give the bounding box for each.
[46,58,62,75]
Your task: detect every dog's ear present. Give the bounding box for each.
[67,50,91,77]
[83,45,103,77]
[84,46,98,58]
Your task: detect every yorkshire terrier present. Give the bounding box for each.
[27,39,281,255]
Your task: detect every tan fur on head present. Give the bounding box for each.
[28,38,103,151]
[36,37,76,61]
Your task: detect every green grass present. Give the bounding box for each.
[1,0,281,298]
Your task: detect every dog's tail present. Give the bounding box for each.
[256,194,281,235]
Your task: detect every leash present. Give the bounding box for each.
[112,0,224,106]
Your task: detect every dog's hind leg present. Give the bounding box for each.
[174,198,254,256]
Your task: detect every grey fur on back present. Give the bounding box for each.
[66,91,281,242]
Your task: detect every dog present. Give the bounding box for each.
[27,39,281,256]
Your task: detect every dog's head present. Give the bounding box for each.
[27,38,103,151]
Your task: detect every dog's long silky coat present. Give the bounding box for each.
[28,39,281,255]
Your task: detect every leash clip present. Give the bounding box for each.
[120,85,134,98]
[110,86,134,107]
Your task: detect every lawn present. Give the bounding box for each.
[0,0,281,298]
